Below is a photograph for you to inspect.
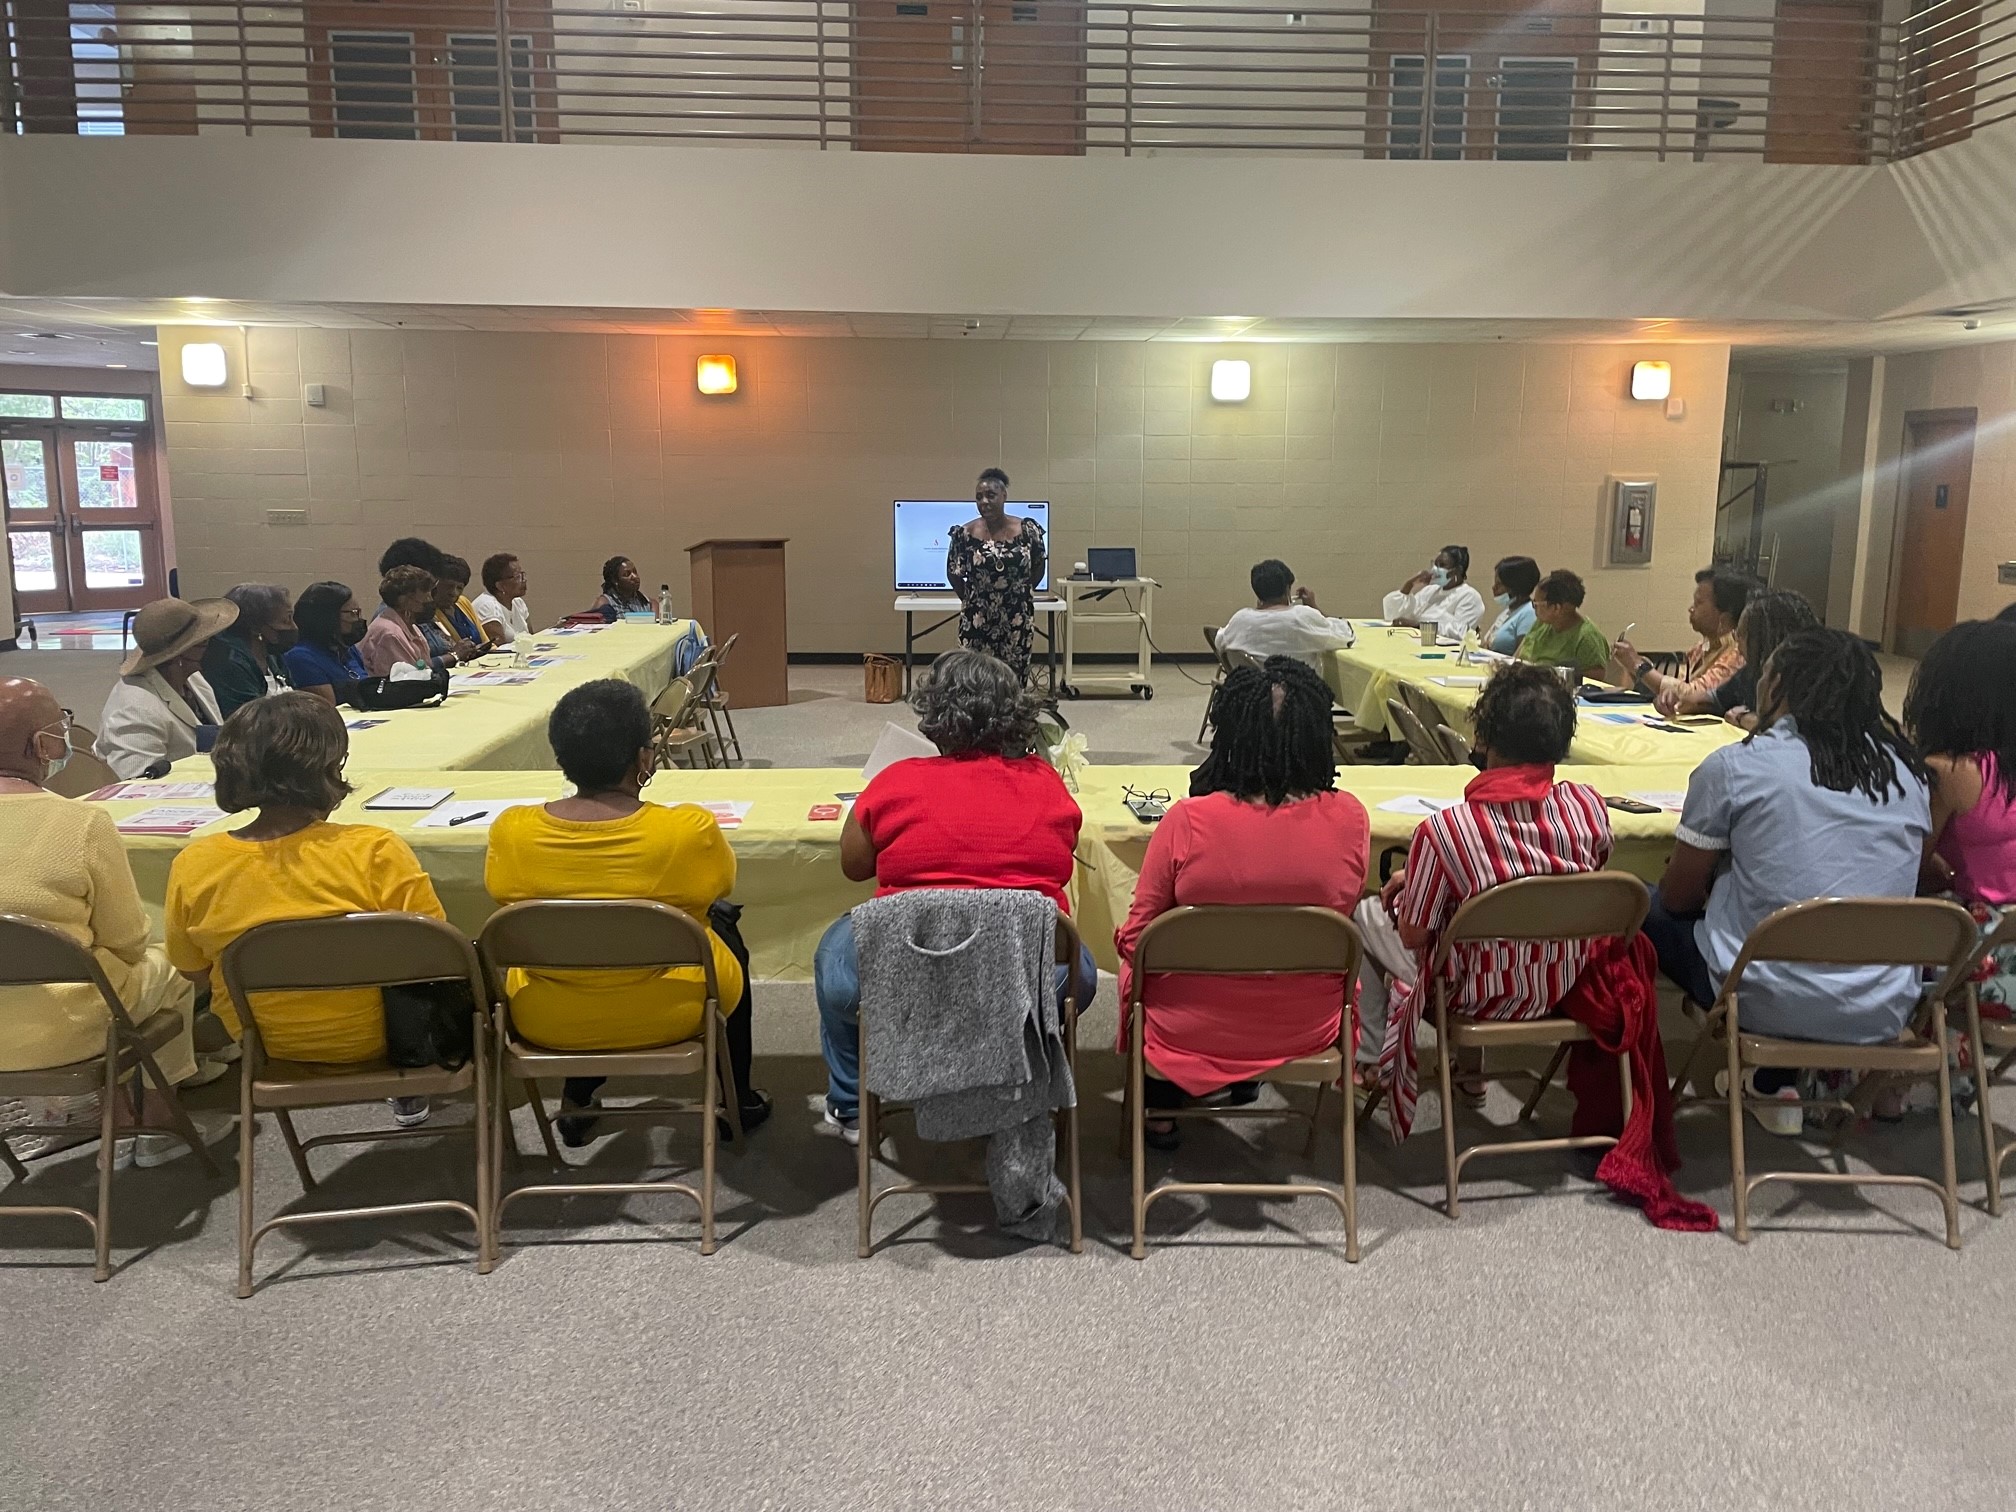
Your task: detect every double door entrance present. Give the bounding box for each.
[3,400,166,614]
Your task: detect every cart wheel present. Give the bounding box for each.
[1060,684,1080,699]
[1136,685,1154,700]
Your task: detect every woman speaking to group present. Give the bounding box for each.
[946,467,1047,685]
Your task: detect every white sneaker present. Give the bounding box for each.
[1713,1070,1805,1137]
[388,1096,432,1128]
[113,1111,231,1169]
[182,1056,233,1088]
[823,1105,860,1146]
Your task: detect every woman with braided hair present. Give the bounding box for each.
[1116,656,1370,1149]
[1647,627,1931,1133]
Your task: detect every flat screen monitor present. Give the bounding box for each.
[893,499,1051,593]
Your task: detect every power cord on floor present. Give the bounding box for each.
[1113,587,1215,688]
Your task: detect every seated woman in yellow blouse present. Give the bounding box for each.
[165,692,447,1126]
[484,678,768,1143]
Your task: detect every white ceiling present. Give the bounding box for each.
[0,298,2010,360]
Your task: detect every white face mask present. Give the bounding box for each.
[1429,566,1452,588]
[1494,591,1511,608]
[38,725,73,779]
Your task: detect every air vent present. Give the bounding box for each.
[1521,17,1554,30]
[265,508,309,526]
[1011,1,1038,17]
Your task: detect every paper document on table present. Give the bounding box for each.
[1427,676,1486,688]
[114,805,226,835]
[1374,795,1464,816]
[1585,711,1642,725]
[695,800,753,830]
[362,786,453,811]
[86,780,214,802]
[523,655,582,667]
[455,669,540,687]
[1630,791,1689,813]
[414,799,543,830]
[545,624,608,636]
[861,722,939,782]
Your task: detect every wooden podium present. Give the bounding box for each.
[687,538,789,709]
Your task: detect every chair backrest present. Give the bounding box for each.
[1723,897,1981,1005]
[1386,697,1451,765]
[221,912,483,999]
[1430,872,1649,976]
[1435,723,1473,764]
[0,913,112,990]
[43,746,120,799]
[651,675,697,727]
[1203,626,1220,654]
[687,658,721,704]
[1224,647,1264,674]
[711,630,740,667]
[1128,905,1361,1005]
[479,900,721,1032]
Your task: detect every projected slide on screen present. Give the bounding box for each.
[893,499,1051,592]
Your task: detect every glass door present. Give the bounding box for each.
[2,396,166,613]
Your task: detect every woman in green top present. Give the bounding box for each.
[1516,569,1612,678]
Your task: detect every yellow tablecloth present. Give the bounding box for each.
[1324,625,1747,768]
[108,762,1687,981]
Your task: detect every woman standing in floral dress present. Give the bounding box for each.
[946,466,1047,685]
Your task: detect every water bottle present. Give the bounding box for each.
[656,585,672,625]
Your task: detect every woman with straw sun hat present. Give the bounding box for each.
[98,595,238,779]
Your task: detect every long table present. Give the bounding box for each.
[107,762,1691,981]
[1325,624,1747,768]
[321,619,694,772]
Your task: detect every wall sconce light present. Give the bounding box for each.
[1630,360,1672,402]
[1210,359,1251,403]
[180,341,228,388]
[696,354,738,396]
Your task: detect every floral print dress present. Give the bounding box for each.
[946,518,1046,683]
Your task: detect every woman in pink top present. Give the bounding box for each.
[1116,657,1370,1148]
[357,565,439,678]
[1906,620,2016,1018]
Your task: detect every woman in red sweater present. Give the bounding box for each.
[814,650,1094,1143]
[1116,657,1371,1148]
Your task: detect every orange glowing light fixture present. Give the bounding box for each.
[696,354,738,395]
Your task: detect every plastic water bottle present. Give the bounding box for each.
[1461,625,1479,664]
[656,585,672,625]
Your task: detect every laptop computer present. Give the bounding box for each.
[1086,546,1137,581]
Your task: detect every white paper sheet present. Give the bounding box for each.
[1427,675,1486,688]
[114,805,226,835]
[861,722,940,782]
[86,780,213,801]
[361,786,454,811]
[1374,795,1464,816]
[413,799,544,830]
[694,800,754,831]
[1629,791,1689,813]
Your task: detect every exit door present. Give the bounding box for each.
[3,410,166,614]
[1890,408,1975,657]
[850,0,1086,153]
[1767,0,1879,163]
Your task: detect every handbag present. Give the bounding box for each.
[383,980,475,1070]
[353,667,451,710]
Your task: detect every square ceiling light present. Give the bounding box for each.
[1210,359,1251,403]
[1630,360,1673,401]
[180,341,228,388]
[696,354,738,395]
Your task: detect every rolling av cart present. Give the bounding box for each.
[1057,577,1157,700]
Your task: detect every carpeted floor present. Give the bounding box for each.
[6,646,2001,1512]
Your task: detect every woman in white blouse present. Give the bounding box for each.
[1381,544,1486,635]
[471,552,533,645]
[99,596,236,778]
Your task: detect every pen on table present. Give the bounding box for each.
[448,809,485,826]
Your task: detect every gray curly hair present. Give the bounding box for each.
[912,649,1039,757]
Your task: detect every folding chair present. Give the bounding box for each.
[1685,897,1980,1247]
[43,744,119,800]
[1197,627,1225,744]
[478,900,740,1257]
[1963,912,2016,1216]
[1123,905,1363,1261]
[1435,723,1473,765]
[1385,697,1451,765]
[649,675,721,770]
[1422,873,1649,1219]
[220,913,494,1297]
[692,632,745,764]
[858,912,1089,1258]
[0,916,218,1280]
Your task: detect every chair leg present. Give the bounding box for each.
[718,699,743,763]
[274,1110,316,1193]
[856,1015,874,1259]
[699,1009,718,1257]
[1064,1010,1082,1256]
[1129,1009,1148,1260]
[1668,1027,1707,1101]
[0,1136,28,1184]
[93,1044,118,1282]
[1303,1080,1324,1159]
[1436,998,1460,1220]
[1520,1043,1571,1123]
[1968,990,2000,1218]
[525,1079,563,1164]
[136,1044,219,1177]
[473,1015,494,1274]
[1341,1055,1360,1264]
[1932,1004,1962,1250]
[714,1011,744,1146]
[1726,1013,1749,1243]
[490,1036,510,1258]
[235,1068,257,1299]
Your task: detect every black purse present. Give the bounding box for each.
[353,667,451,711]
[383,980,475,1070]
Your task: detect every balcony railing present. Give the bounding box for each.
[1,0,2007,161]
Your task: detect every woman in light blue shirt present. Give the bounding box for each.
[1643,628,1930,1126]
[1483,555,1540,654]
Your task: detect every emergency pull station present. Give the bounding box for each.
[1608,476,1656,566]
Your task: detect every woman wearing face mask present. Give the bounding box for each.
[98,596,236,779]
[1482,555,1541,655]
[1382,544,1486,636]
[201,583,296,719]
[0,674,230,1161]
[283,581,373,708]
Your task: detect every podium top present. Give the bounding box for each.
[686,538,789,552]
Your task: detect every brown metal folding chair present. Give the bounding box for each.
[1197,627,1225,744]
[0,915,218,1280]
[692,631,744,764]
[1962,911,2016,1216]
[1435,723,1473,765]
[42,727,119,799]
[649,675,721,770]
[858,912,1088,1258]
[477,899,740,1257]
[1123,905,1363,1262]
[1698,897,1981,1247]
[1385,696,1451,765]
[1423,872,1649,1219]
[220,912,494,1297]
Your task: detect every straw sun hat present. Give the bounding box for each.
[119,596,239,676]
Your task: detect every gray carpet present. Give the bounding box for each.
[3,646,1993,1512]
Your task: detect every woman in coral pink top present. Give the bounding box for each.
[1116,657,1370,1148]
